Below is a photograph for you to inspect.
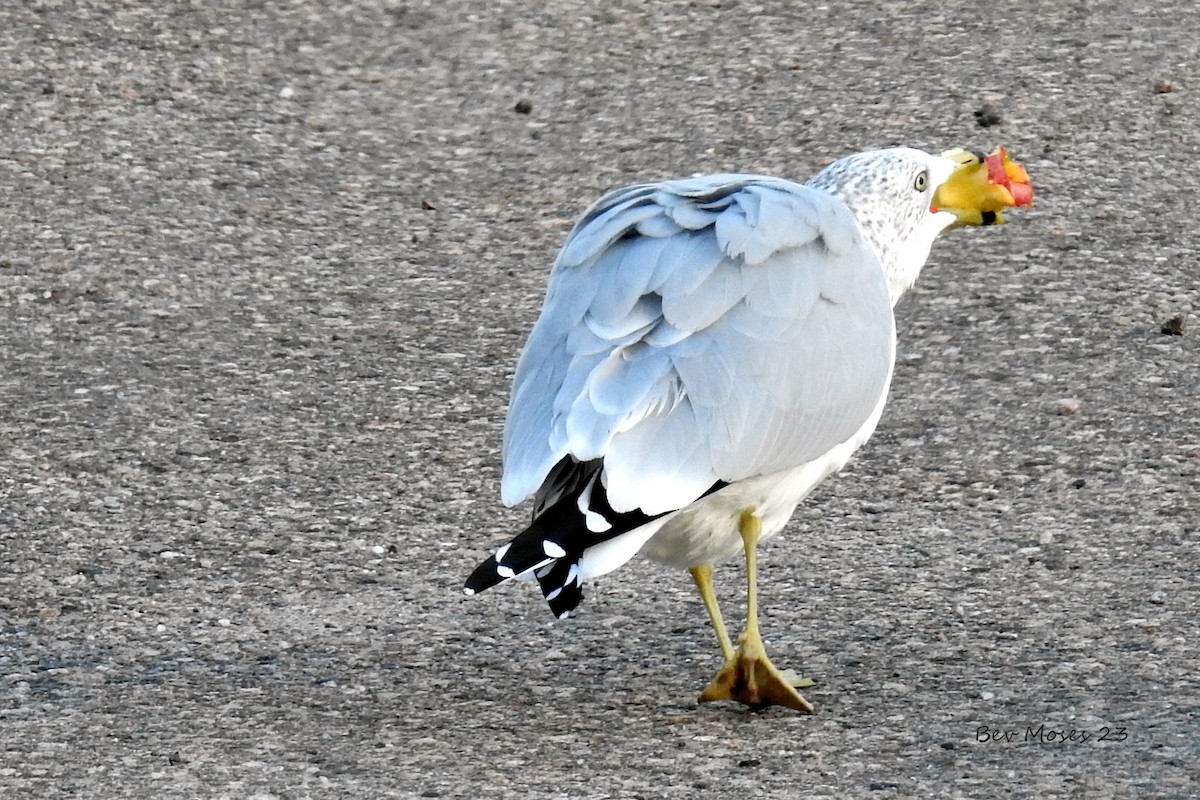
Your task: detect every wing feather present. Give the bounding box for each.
[501,174,895,517]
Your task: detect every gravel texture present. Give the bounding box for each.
[1,1,1197,798]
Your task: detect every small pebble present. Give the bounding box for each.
[280,86,295,99]
[974,103,1004,127]
[1160,314,1185,336]
[1153,78,1174,94]
[513,99,533,114]
[1055,398,1081,416]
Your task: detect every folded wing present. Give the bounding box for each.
[501,174,896,518]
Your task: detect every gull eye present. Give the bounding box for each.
[913,170,929,192]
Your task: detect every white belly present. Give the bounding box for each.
[639,428,867,569]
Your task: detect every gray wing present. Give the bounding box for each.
[500,174,895,516]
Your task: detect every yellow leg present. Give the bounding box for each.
[697,509,814,712]
[689,564,735,662]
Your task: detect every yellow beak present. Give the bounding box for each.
[932,147,1033,228]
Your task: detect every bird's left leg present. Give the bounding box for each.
[698,509,814,712]
[689,564,735,662]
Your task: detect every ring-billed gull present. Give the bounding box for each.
[465,146,1032,711]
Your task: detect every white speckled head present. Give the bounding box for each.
[806,147,957,306]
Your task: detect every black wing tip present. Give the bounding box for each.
[546,581,583,619]
[467,457,693,613]
[463,556,503,595]
[535,556,585,618]
[463,547,584,619]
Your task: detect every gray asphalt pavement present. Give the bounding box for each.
[1,1,1197,798]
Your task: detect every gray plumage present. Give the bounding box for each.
[472,147,960,604]
[503,151,951,520]
[464,146,1025,712]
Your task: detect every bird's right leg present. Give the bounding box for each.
[697,510,814,712]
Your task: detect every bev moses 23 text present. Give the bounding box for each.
[976,724,1129,744]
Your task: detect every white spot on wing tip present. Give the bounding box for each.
[584,510,612,533]
[558,610,572,620]
[463,587,475,596]
[577,472,612,532]
[543,540,567,559]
